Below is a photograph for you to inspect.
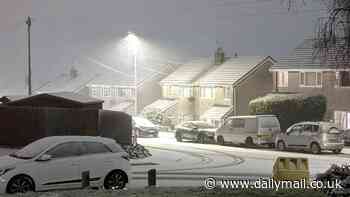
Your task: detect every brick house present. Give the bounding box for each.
[146,48,276,127]
[270,39,350,129]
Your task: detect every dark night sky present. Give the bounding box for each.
[0,0,326,94]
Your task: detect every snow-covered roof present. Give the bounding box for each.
[195,56,274,86]
[160,58,214,85]
[143,99,178,113]
[272,38,348,70]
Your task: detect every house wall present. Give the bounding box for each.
[273,71,350,121]
[235,61,274,115]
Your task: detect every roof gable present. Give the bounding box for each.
[195,56,273,86]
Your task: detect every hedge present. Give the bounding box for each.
[249,94,327,132]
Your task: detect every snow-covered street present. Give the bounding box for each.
[1,132,350,188]
[130,131,350,188]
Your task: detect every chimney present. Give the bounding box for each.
[214,47,225,65]
[70,66,78,79]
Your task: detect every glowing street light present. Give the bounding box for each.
[125,32,140,115]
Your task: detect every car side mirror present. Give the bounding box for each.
[36,154,52,162]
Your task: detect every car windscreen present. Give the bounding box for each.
[10,139,53,159]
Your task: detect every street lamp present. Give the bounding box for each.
[125,32,140,116]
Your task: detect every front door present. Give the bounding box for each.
[37,142,82,190]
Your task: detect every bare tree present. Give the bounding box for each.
[286,0,350,68]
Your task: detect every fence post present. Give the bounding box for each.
[148,169,156,187]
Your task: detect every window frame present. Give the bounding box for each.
[277,71,288,88]
[224,86,233,99]
[299,71,323,88]
[200,87,214,99]
[336,71,350,88]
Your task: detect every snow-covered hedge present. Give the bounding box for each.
[249,93,327,132]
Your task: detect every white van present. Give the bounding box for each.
[216,115,281,147]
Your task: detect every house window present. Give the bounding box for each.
[119,88,132,97]
[277,71,288,88]
[91,87,99,97]
[183,87,193,97]
[335,111,350,129]
[200,87,214,99]
[103,87,110,97]
[170,86,179,97]
[337,71,350,87]
[300,72,322,87]
[224,87,232,99]
[111,87,118,97]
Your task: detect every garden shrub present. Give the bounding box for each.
[249,94,327,132]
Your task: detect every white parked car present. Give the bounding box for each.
[0,136,131,194]
[275,122,344,154]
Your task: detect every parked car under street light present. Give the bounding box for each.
[133,116,160,138]
[175,121,216,143]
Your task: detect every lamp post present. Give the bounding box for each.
[125,32,140,116]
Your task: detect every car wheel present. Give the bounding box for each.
[277,140,286,151]
[175,133,182,142]
[104,170,128,190]
[332,149,342,154]
[7,175,35,194]
[245,137,254,147]
[217,135,225,145]
[310,143,321,154]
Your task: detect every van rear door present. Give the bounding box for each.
[258,116,281,144]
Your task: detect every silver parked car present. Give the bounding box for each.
[275,122,344,154]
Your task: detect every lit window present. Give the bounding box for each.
[224,87,232,99]
[91,87,98,97]
[200,87,214,98]
[277,71,288,88]
[300,72,322,87]
[335,111,350,129]
[183,87,193,97]
[103,87,110,97]
[337,71,350,87]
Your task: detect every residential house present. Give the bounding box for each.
[195,55,275,127]
[36,58,177,115]
[270,39,350,129]
[146,48,275,127]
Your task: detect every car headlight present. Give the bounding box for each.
[0,168,15,176]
